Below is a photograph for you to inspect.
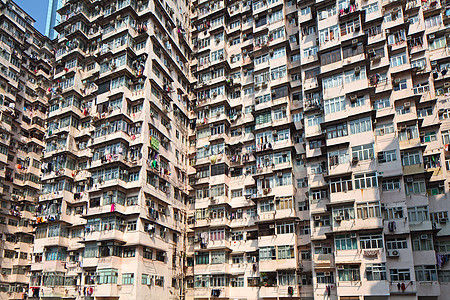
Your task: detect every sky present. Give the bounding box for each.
[14,0,48,35]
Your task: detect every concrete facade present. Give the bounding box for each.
[0,0,53,299]
[1,0,450,300]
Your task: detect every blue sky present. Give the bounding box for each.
[15,0,48,35]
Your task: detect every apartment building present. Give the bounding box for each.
[186,0,307,299]
[0,0,53,299]
[0,0,449,299]
[187,0,450,299]
[29,0,191,300]
[299,0,450,299]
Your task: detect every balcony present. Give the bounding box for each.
[416,281,440,297]
[311,225,332,240]
[312,253,334,267]
[337,280,389,296]
[310,198,330,214]
[95,284,119,297]
[259,258,297,272]
[84,229,125,243]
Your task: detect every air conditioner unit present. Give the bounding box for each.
[441,217,448,223]
[387,250,400,257]
[404,102,411,108]
[277,172,283,177]
[406,177,413,182]
[354,66,361,75]
[429,34,435,40]
[445,82,450,88]
[314,216,321,221]
[335,215,343,222]
[420,234,428,240]
[338,265,345,269]
[269,224,275,229]
[349,95,357,103]
[324,272,331,276]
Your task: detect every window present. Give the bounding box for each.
[260,199,275,212]
[378,150,397,163]
[338,265,360,281]
[332,206,355,221]
[408,206,429,223]
[231,277,244,287]
[319,25,339,44]
[122,273,134,285]
[97,269,118,284]
[123,248,136,258]
[390,52,408,67]
[405,180,426,195]
[375,123,395,136]
[345,66,366,83]
[278,245,295,259]
[330,176,353,193]
[351,96,365,108]
[431,211,449,224]
[360,234,383,249]
[321,49,341,66]
[357,202,381,219]
[352,144,374,161]
[373,98,390,110]
[390,269,411,281]
[425,14,442,28]
[326,123,348,139]
[335,234,357,250]
[211,251,226,264]
[141,274,152,285]
[278,271,296,285]
[343,44,364,59]
[301,251,311,261]
[276,196,293,210]
[415,265,437,281]
[195,252,209,265]
[314,215,331,227]
[412,234,433,251]
[363,2,379,14]
[439,270,450,282]
[349,117,371,134]
[318,5,337,19]
[126,221,137,231]
[328,149,349,167]
[323,74,343,89]
[316,272,334,284]
[324,97,345,115]
[259,246,276,261]
[382,179,401,191]
[303,46,318,58]
[393,79,408,91]
[210,229,225,241]
[386,238,408,250]
[277,223,295,234]
[232,255,244,264]
[354,172,378,189]
[366,263,386,280]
